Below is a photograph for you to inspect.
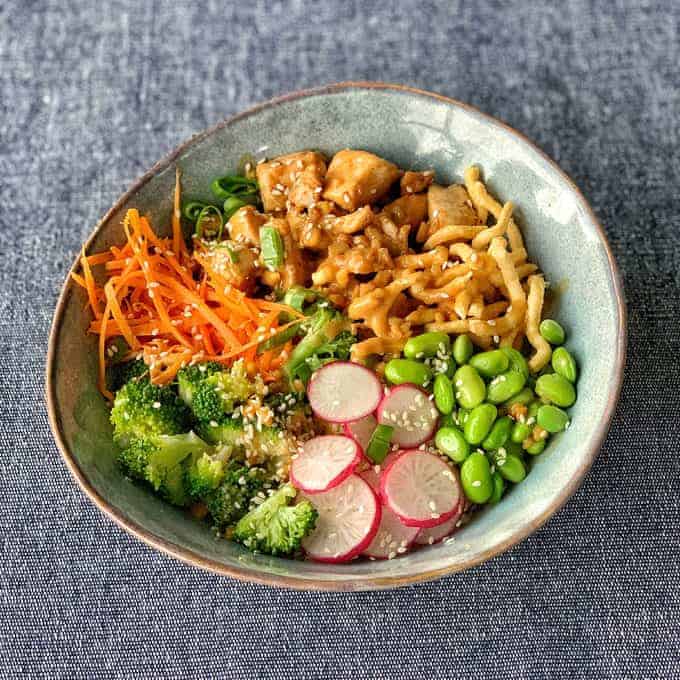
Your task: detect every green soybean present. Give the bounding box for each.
[501,347,530,378]
[385,359,433,387]
[469,350,510,378]
[460,452,493,504]
[487,371,526,404]
[433,374,455,414]
[552,346,577,383]
[453,334,474,364]
[464,403,498,445]
[535,373,576,407]
[502,387,535,408]
[504,440,524,457]
[435,426,470,463]
[482,416,513,450]
[494,451,527,483]
[537,405,569,433]
[527,400,541,419]
[456,408,471,427]
[511,421,532,443]
[539,319,566,345]
[404,332,450,359]
[525,439,546,455]
[453,365,486,408]
[489,471,505,504]
[439,412,456,429]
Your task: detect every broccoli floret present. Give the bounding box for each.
[233,484,317,556]
[107,358,148,392]
[176,361,223,408]
[185,451,225,499]
[190,360,257,422]
[304,330,356,373]
[110,376,188,446]
[284,309,353,384]
[206,462,268,529]
[118,431,212,506]
[195,415,246,448]
[252,427,296,481]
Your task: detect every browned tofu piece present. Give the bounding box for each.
[199,242,259,293]
[227,205,267,246]
[256,151,327,212]
[370,215,410,256]
[381,194,428,227]
[332,206,374,234]
[263,217,306,289]
[323,149,402,211]
[400,170,434,195]
[427,184,479,235]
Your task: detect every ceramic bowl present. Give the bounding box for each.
[46,82,626,590]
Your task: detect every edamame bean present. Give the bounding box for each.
[552,346,577,383]
[482,416,513,450]
[537,404,569,433]
[453,365,486,408]
[469,350,510,378]
[487,371,526,404]
[385,359,432,387]
[502,387,535,409]
[504,440,524,457]
[489,471,505,504]
[539,319,566,345]
[404,332,450,359]
[433,374,455,414]
[439,413,456,429]
[525,439,546,455]
[535,373,576,407]
[501,347,529,378]
[527,400,541,419]
[435,426,470,463]
[511,421,532,443]
[464,403,498,444]
[453,334,473,364]
[460,451,493,504]
[457,408,471,427]
[494,451,527,483]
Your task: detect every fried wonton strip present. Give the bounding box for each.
[395,246,448,270]
[425,319,470,334]
[472,201,513,249]
[525,274,552,372]
[424,224,485,250]
[351,336,407,361]
[469,237,526,337]
[464,166,488,223]
[453,289,472,319]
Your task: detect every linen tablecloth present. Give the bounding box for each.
[2,1,678,677]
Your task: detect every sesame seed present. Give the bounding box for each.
[152,401,161,409]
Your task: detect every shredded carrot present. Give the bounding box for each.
[74,197,304,395]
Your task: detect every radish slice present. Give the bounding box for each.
[290,435,361,493]
[380,450,461,528]
[359,469,419,559]
[301,475,381,563]
[415,486,465,545]
[308,361,383,423]
[343,414,377,454]
[377,384,438,447]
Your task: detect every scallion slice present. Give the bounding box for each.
[365,424,394,463]
[260,226,285,270]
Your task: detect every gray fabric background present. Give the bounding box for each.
[2,1,679,677]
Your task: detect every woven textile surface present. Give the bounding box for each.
[1,1,679,677]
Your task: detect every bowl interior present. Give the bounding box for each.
[48,85,624,590]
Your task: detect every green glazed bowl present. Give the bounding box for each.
[46,83,626,590]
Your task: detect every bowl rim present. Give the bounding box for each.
[45,81,627,591]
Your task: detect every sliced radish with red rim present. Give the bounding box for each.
[301,475,381,563]
[290,435,361,493]
[343,414,377,454]
[380,450,461,528]
[308,361,383,423]
[415,488,465,545]
[359,468,419,559]
[377,384,438,447]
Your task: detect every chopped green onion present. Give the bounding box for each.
[237,153,258,179]
[182,201,212,223]
[260,226,285,270]
[223,196,248,220]
[282,286,315,312]
[257,322,302,354]
[365,424,394,463]
[211,175,258,202]
[195,205,224,240]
